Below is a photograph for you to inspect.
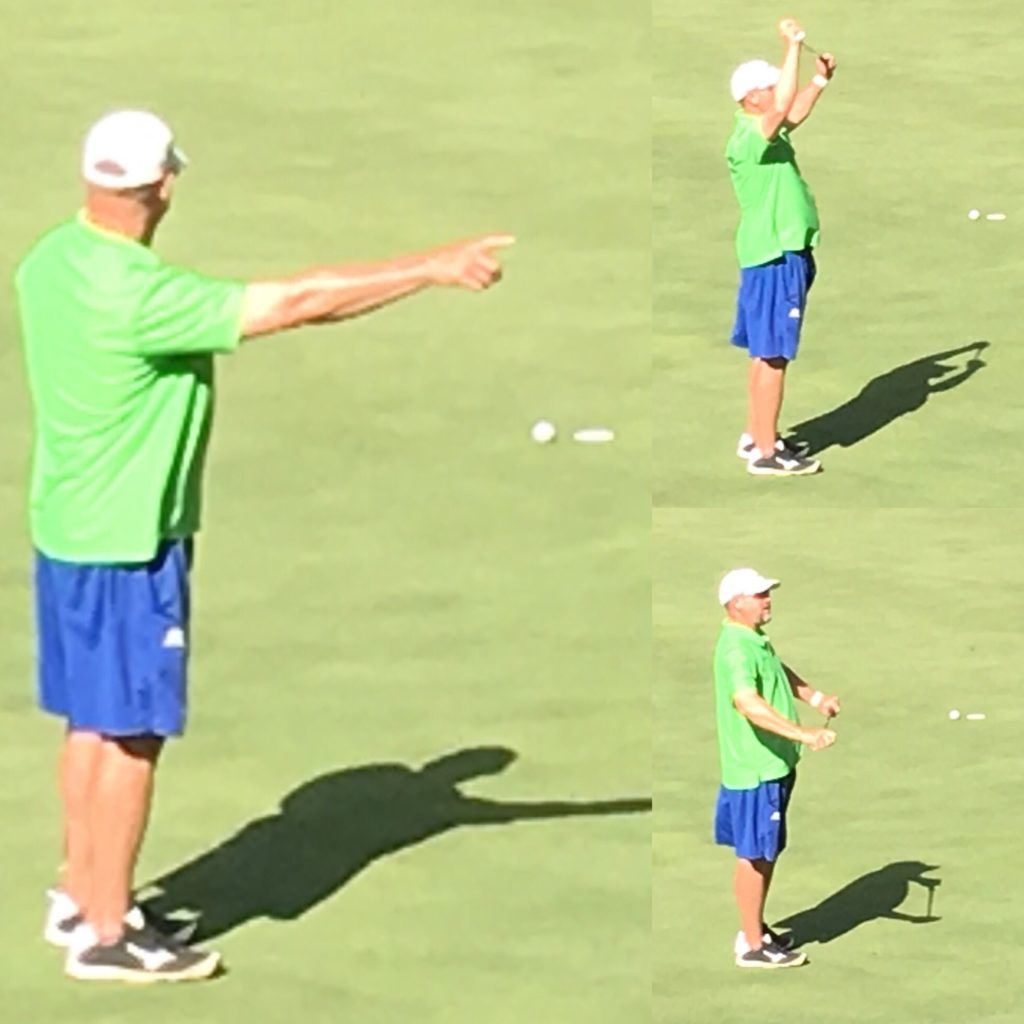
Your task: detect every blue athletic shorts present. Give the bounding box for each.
[34,538,193,737]
[730,249,816,361]
[714,771,796,861]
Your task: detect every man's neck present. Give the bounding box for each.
[83,197,158,247]
[725,616,761,632]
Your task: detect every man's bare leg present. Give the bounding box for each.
[749,356,788,457]
[745,359,758,438]
[86,735,163,943]
[60,730,105,914]
[735,857,773,949]
[761,858,777,932]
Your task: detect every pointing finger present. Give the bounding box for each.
[477,233,516,251]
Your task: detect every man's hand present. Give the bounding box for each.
[816,53,837,79]
[427,234,516,291]
[802,727,837,751]
[819,693,841,718]
[778,18,805,44]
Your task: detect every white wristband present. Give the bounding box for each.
[809,690,824,708]
[812,74,830,89]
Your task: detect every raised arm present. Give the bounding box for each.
[759,19,804,140]
[240,234,514,340]
[785,53,837,129]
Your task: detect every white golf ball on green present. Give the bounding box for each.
[948,709,961,720]
[968,209,980,220]
[530,420,557,444]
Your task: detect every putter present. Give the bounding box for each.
[793,31,824,58]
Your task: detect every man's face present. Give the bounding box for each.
[729,590,773,627]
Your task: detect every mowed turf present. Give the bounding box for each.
[654,508,1024,1023]
[654,0,1024,506]
[0,3,649,1021]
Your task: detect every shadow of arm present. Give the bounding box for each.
[456,797,652,825]
[883,910,941,924]
[928,360,985,394]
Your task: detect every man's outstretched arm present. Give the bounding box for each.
[240,234,514,339]
[785,53,837,129]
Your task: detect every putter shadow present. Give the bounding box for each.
[785,341,989,455]
[142,745,651,941]
[773,860,942,946]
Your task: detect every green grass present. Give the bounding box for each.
[654,508,1024,1023]
[654,0,1024,505]
[0,3,649,1020]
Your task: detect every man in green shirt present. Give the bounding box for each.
[17,109,513,983]
[725,18,837,477]
[713,567,840,968]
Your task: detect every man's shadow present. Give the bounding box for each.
[785,341,988,455]
[141,746,651,941]
[773,861,941,946]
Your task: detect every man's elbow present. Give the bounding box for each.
[241,286,313,338]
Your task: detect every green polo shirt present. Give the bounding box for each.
[15,213,246,563]
[713,619,801,789]
[725,111,820,268]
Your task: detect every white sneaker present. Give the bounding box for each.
[64,920,220,984]
[733,928,790,963]
[736,433,811,460]
[44,888,197,948]
[44,888,83,947]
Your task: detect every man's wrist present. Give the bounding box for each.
[812,73,830,89]
[809,690,824,708]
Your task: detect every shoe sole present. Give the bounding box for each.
[747,463,821,477]
[735,953,808,969]
[65,951,221,984]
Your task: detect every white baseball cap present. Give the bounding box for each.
[718,568,780,606]
[729,60,781,102]
[82,110,188,189]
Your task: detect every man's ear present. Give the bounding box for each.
[158,172,177,204]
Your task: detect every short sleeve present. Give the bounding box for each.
[132,264,245,356]
[726,118,770,169]
[720,642,760,696]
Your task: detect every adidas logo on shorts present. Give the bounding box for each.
[162,627,186,649]
[788,307,801,319]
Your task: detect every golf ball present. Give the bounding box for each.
[530,419,557,444]
[948,709,961,720]
[968,209,981,220]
